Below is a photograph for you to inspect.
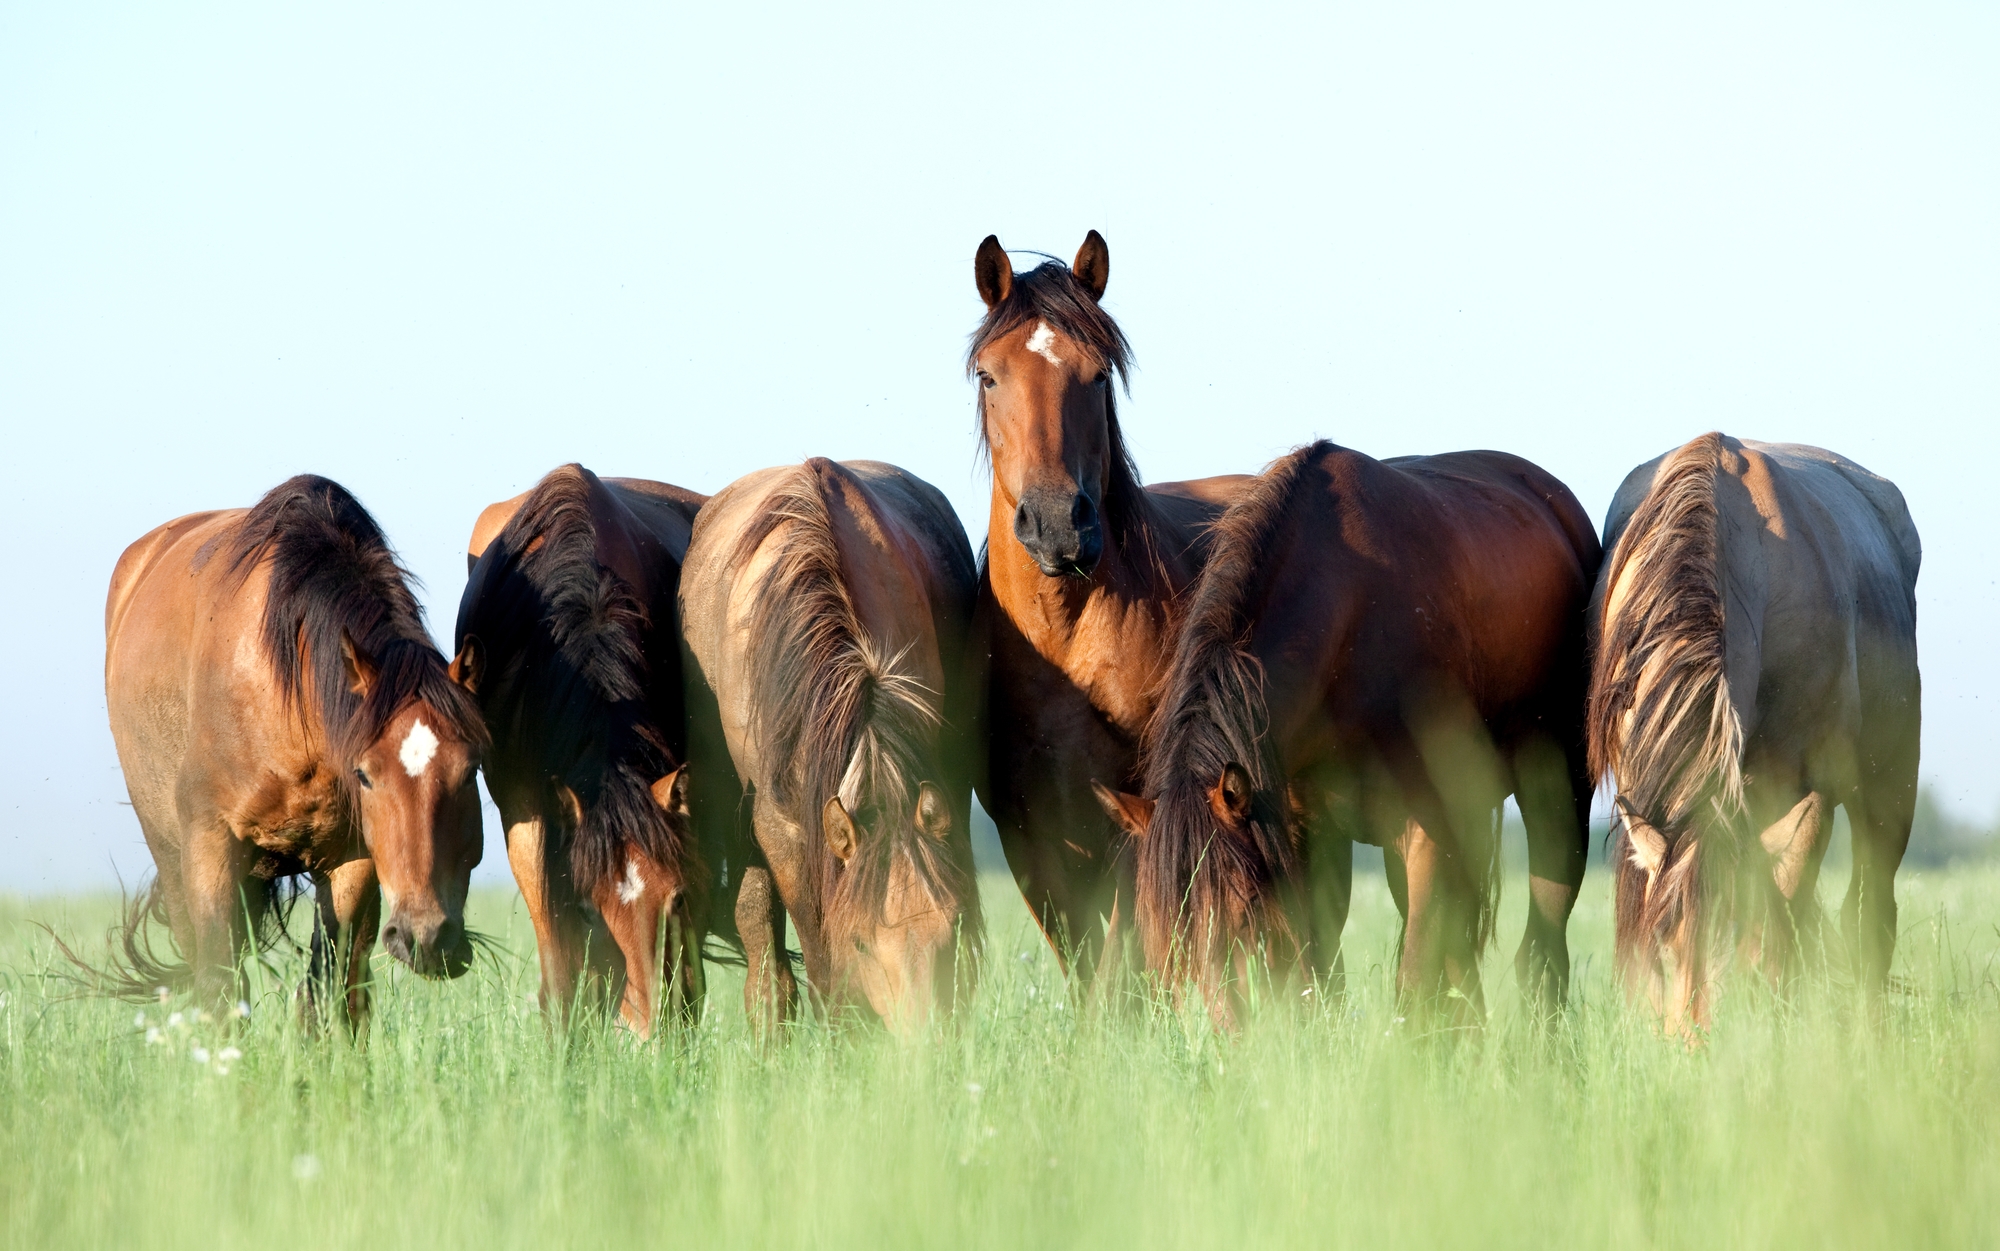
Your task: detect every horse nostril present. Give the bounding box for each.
[381,923,407,955]
[1070,493,1096,529]
[1013,500,1039,545]
[433,918,463,955]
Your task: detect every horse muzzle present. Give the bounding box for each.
[1013,488,1103,578]
[382,912,473,979]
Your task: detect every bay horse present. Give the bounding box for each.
[1589,433,1921,1034]
[968,231,1251,984]
[456,465,708,1036]
[102,475,486,1027]
[679,459,980,1036]
[1096,441,1601,1029]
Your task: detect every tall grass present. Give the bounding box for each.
[3,859,1997,1250]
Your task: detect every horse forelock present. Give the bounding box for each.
[734,462,976,936]
[228,476,488,799]
[1589,433,1747,958]
[464,464,694,897]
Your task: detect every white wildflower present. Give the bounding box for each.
[190,1046,211,1065]
[145,1027,162,1045]
[218,1047,242,1063]
[966,1082,983,1098]
[235,1001,252,1020]
[292,1154,322,1182]
[167,1012,184,1029]
[155,986,170,1003]
[134,1012,147,1029]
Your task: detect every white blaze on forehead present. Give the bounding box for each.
[398,720,440,777]
[617,858,645,905]
[1025,321,1062,366]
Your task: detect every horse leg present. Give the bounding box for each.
[1394,807,1488,1028]
[1751,790,1831,984]
[306,859,380,1032]
[735,864,795,1039]
[1844,781,1913,999]
[1512,735,1588,1014]
[179,825,256,1006]
[506,815,595,1024]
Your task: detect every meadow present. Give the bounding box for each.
[4,842,1998,1251]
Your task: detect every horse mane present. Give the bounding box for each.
[463,464,694,897]
[227,475,485,796]
[1587,431,1747,967]
[732,460,975,940]
[965,258,1159,559]
[1135,442,1339,968]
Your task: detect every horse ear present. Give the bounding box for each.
[822,796,858,862]
[1072,230,1109,301]
[558,783,585,830]
[914,782,952,842]
[339,630,377,697]
[650,766,690,820]
[1209,763,1254,828]
[1616,796,1666,879]
[1091,780,1155,839]
[974,235,1013,309]
[449,635,483,693]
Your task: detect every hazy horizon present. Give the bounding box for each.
[3,2,1994,889]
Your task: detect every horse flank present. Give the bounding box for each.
[730,460,973,935]
[471,464,694,897]
[1135,441,1338,963]
[1587,431,1747,959]
[224,475,485,800]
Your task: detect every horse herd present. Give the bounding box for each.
[98,232,1923,1041]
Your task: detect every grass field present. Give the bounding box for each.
[4,849,1998,1250]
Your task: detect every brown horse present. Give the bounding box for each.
[103,476,486,1027]
[1589,434,1921,1034]
[680,459,980,1036]
[1097,441,1601,1028]
[456,465,708,1036]
[968,231,1251,982]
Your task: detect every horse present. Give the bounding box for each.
[102,475,486,1028]
[1588,433,1921,1035]
[968,231,1252,985]
[679,458,980,1036]
[1095,441,1602,1029]
[456,465,708,1036]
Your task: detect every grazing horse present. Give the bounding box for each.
[968,231,1252,982]
[456,465,708,1036]
[1589,434,1921,1034]
[680,459,980,1035]
[103,476,486,1026]
[1096,441,1601,1028]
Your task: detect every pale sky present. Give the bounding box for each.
[3,2,1994,888]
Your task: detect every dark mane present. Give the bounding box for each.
[456,464,694,897]
[227,475,485,800]
[965,258,1158,555]
[732,460,976,940]
[1134,443,1335,967]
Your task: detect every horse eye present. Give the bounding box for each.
[979,372,996,389]
[853,937,870,955]
[353,768,373,790]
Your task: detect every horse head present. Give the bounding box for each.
[969,231,1129,579]
[341,634,485,979]
[1096,763,1300,1030]
[818,780,968,1036]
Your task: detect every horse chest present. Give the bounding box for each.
[229,765,353,863]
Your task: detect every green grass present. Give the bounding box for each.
[3,858,1998,1250]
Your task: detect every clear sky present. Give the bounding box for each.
[2,2,1994,889]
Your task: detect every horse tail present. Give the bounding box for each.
[47,875,304,1003]
[1587,432,1746,978]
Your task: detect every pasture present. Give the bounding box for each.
[4,839,1996,1250]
